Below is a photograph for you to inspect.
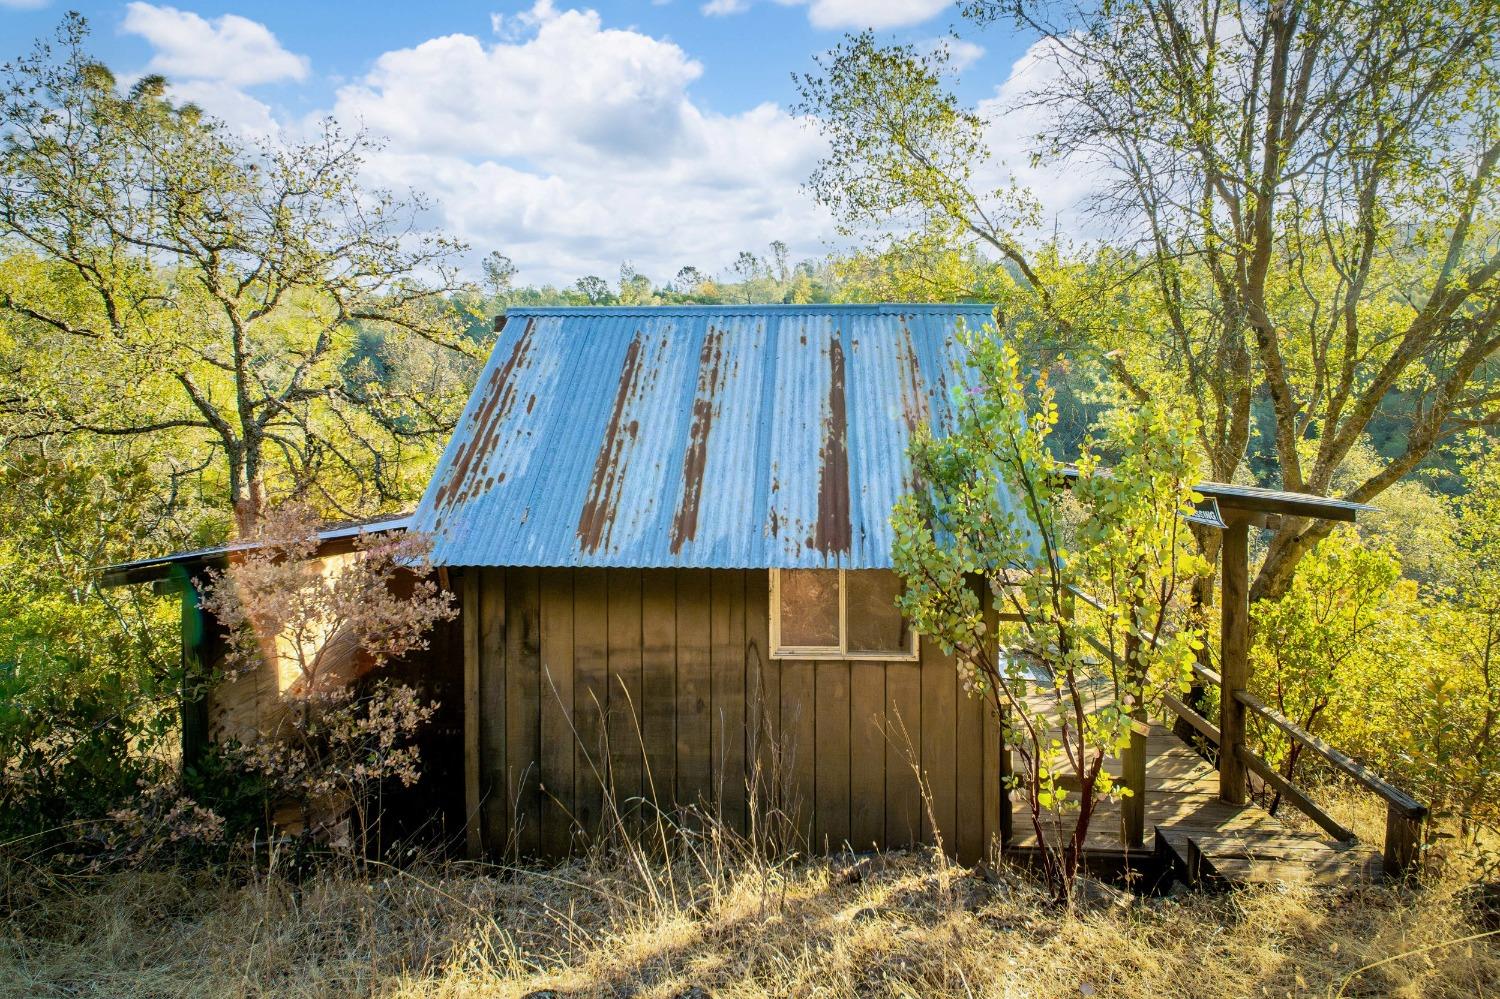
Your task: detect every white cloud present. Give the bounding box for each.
[703,0,950,29]
[113,1,1092,287]
[333,1,833,284]
[490,0,564,40]
[121,3,310,87]
[920,36,985,72]
[975,38,1109,240]
[800,0,952,29]
[168,79,281,137]
[336,8,704,164]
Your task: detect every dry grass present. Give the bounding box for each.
[2,818,1497,999]
[2,768,1494,999]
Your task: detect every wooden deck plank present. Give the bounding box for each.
[479,568,508,853]
[745,572,776,819]
[954,679,986,865]
[919,637,957,848]
[505,568,542,858]
[675,570,712,812]
[884,657,922,849]
[1009,718,1385,888]
[711,571,747,832]
[607,569,643,828]
[782,660,816,848]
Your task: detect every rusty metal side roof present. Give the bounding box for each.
[409,304,1001,569]
[99,514,413,587]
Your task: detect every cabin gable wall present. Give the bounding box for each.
[463,566,1002,862]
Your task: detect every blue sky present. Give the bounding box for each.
[0,1,1068,285]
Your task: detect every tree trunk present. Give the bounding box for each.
[1251,517,1336,603]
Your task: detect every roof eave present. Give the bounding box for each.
[98,515,412,588]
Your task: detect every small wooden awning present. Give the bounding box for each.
[1057,467,1374,526]
[1190,481,1373,523]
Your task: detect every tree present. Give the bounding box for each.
[0,16,474,535]
[618,261,654,305]
[574,274,613,305]
[1250,529,1401,808]
[674,265,706,294]
[1434,437,1500,827]
[769,239,790,287]
[893,326,1205,897]
[1251,462,1500,839]
[481,251,517,300]
[800,0,1500,599]
[731,250,763,303]
[0,441,181,839]
[198,505,457,848]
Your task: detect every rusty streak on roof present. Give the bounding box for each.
[670,325,728,554]
[408,304,1000,569]
[814,331,851,555]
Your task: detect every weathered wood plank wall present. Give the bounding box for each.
[464,566,1000,862]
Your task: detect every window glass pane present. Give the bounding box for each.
[778,569,841,648]
[845,570,911,655]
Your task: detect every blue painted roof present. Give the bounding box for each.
[409,304,999,568]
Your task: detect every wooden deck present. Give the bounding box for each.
[1004,722,1383,888]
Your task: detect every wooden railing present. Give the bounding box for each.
[1167,661,1428,875]
[1052,580,1428,876]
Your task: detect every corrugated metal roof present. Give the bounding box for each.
[409,304,1001,569]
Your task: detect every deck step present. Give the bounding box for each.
[1166,830,1382,888]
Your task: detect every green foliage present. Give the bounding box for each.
[0,15,476,533]
[471,243,850,317]
[1249,530,1402,781]
[0,15,473,857]
[0,445,181,841]
[892,322,1206,895]
[1249,438,1500,838]
[803,0,1500,600]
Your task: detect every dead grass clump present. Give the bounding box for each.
[2,839,1497,999]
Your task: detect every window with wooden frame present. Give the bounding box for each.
[770,569,918,660]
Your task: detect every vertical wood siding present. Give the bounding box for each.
[465,567,999,862]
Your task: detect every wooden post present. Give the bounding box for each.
[1384,804,1424,878]
[1219,519,1250,805]
[462,569,482,859]
[1120,632,1147,848]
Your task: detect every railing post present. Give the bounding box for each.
[1121,631,1147,848]
[1383,804,1424,878]
[1219,518,1250,805]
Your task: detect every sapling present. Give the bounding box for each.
[199,504,457,851]
[893,328,1205,898]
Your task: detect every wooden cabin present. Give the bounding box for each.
[104,304,1428,884]
[413,304,1006,860]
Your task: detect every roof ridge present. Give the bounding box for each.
[502,302,996,317]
